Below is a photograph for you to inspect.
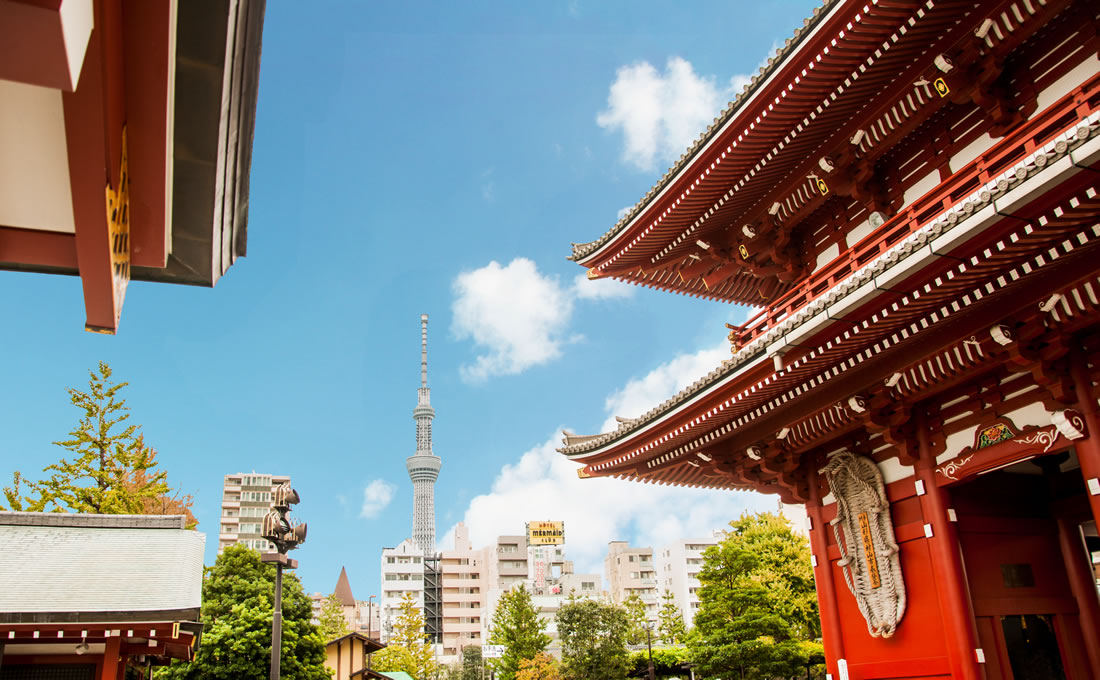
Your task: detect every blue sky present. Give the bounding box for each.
[0,0,818,597]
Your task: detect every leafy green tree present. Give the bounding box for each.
[556,596,630,680]
[656,590,686,645]
[317,593,350,641]
[622,592,649,645]
[156,545,329,680]
[627,646,692,678]
[372,591,438,679]
[515,652,561,680]
[687,512,823,680]
[487,584,550,680]
[2,362,195,525]
[460,646,483,680]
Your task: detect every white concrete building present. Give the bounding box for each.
[655,534,720,627]
[380,538,425,642]
[218,472,291,553]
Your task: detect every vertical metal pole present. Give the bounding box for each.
[271,561,283,680]
[646,626,655,680]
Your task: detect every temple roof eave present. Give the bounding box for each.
[563,115,1100,471]
[567,0,844,265]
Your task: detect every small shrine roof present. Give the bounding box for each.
[0,512,204,620]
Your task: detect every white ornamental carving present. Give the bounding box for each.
[1050,410,1086,441]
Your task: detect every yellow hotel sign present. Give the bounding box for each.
[527,520,565,545]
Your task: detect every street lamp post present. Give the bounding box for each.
[260,483,308,680]
[645,624,656,680]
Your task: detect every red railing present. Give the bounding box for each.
[737,73,1100,346]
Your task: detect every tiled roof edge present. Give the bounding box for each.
[568,0,841,263]
[0,512,187,530]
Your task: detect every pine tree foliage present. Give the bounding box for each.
[656,590,686,645]
[372,591,439,680]
[317,593,350,641]
[622,592,649,645]
[2,362,195,525]
[156,545,329,680]
[487,584,550,680]
[686,511,824,680]
[555,595,631,680]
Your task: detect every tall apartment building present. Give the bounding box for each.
[218,472,291,553]
[440,523,488,662]
[605,541,659,621]
[380,539,425,642]
[655,535,720,628]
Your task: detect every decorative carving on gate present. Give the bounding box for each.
[822,451,906,638]
[935,413,1086,485]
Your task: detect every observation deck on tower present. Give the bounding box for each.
[406,314,441,555]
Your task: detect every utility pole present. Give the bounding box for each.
[260,483,308,680]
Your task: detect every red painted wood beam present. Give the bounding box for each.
[99,636,122,680]
[0,226,77,268]
[0,0,93,90]
[914,410,984,680]
[62,0,127,333]
[122,0,172,268]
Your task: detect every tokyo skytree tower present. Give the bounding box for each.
[406,314,441,555]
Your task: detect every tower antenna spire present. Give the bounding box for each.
[408,314,440,555]
[421,314,428,388]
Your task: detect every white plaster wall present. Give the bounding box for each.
[0,80,75,233]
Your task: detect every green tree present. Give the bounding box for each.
[487,584,550,680]
[622,592,649,646]
[372,591,438,679]
[556,596,630,680]
[515,652,561,680]
[317,593,350,641]
[627,646,692,678]
[156,545,329,680]
[460,646,483,680]
[687,512,823,680]
[2,362,195,525]
[657,590,686,645]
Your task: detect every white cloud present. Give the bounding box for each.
[597,57,725,171]
[360,479,396,519]
[597,50,779,171]
[571,274,634,301]
[616,206,632,220]
[600,343,728,432]
[444,432,772,582]
[452,258,576,382]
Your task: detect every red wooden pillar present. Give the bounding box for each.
[1070,348,1100,527]
[807,480,845,678]
[100,636,122,680]
[914,410,986,680]
[1055,515,1100,675]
